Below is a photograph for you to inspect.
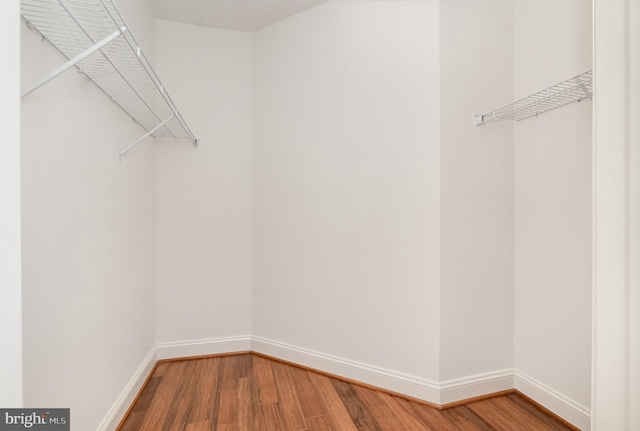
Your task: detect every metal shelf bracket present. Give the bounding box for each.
[22,28,124,98]
[119,114,175,161]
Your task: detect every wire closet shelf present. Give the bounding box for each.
[474,70,593,126]
[21,0,198,159]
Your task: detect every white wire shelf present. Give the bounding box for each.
[21,0,198,159]
[474,70,593,126]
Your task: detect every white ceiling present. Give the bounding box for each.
[148,0,329,32]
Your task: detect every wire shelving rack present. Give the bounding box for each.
[21,0,198,159]
[475,70,593,126]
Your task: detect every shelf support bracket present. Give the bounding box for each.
[21,28,124,98]
[575,77,593,101]
[119,114,175,161]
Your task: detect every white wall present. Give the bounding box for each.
[513,0,592,423]
[439,0,515,383]
[14,2,606,428]
[592,0,640,428]
[0,0,23,408]
[155,20,253,344]
[253,1,441,381]
[630,2,640,427]
[20,0,158,429]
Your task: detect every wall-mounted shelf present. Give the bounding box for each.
[474,70,593,126]
[21,0,198,159]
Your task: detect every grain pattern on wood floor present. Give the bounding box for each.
[118,353,575,431]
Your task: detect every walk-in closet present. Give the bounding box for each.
[1,0,638,430]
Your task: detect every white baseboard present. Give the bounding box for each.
[252,336,442,403]
[97,346,157,431]
[156,335,252,360]
[252,336,517,406]
[98,336,591,431]
[439,369,514,405]
[515,370,591,431]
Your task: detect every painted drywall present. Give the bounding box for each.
[14,2,604,428]
[20,0,158,429]
[154,20,253,343]
[252,1,441,381]
[592,0,640,428]
[438,0,514,383]
[0,0,23,408]
[514,0,592,419]
[631,2,640,427]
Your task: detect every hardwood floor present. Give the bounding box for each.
[118,353,575,431]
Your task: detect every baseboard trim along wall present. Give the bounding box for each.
[439,369,515,405]
[514,370,591,431]
[514,371,591,431]
[156,335,252,360]
[101,336,591,431]
[251,337,592,430]
[98,346,157,431]
[251,336,442,404]
[251,336,518,408]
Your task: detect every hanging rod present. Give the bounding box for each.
[474,70,593,126]
[21,0,199,158]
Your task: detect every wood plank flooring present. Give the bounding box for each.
[118,353,575,431]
